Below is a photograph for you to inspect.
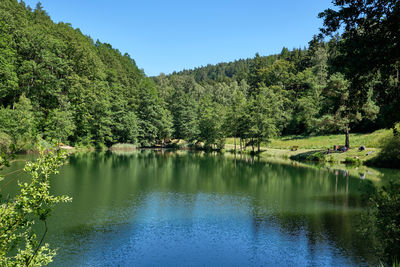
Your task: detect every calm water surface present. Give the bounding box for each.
[4,150,395,266]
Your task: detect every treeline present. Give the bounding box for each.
[0,0,173,149]
[168,47,307,85]
[0,0,399,153]
[154,0,400,150]
[153,39,382,150]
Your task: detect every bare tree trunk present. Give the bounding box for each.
[258,142,260,153]
[345,125,350,149]
[240,138,242,153]
[234,136,236,152]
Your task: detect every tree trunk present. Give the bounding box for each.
[258,142,260,153]
[345,126,350,149]
[240,138,242,152]
[234,136,236,152]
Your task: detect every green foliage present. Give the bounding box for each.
[361,180,400,264]
[305,151,326,162]
[43,100,75,144]
[368,126,400,168]
[343,156,361,165]
[318,73,353,132]
[198,95,226,150]
[0,94,35,149]
[0,133,12,154]
[170,90,199,142]
[118,111,139,144]
[0,147,72,266]
[245,86,288,151]
[136,79,172,146]
[0,17,18,100]
[319,0,399,127]
[0,0,175,149]
[225,89,247,142]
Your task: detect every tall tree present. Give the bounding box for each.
[170,89,199,142]
[43,97,75,143]
[245,86,286,152]
[319,0,400,126]
[198,95,226,150]
[319,73,379,148]
[225,89,247,151]
[0,18,18,103]
[0,94,35,148]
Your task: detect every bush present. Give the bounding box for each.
[327,155,337,163]
[306,151,326,162]
[343,156,361,165]
[367,127,400,168]
[361,180,400,265]
[0,132,11,153]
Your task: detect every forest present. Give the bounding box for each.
[0,0,399,165]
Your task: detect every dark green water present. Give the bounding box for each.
[2,150,394,266]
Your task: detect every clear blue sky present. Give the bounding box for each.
[24,0,334,76]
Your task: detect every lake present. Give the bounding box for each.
[3,150,395,266]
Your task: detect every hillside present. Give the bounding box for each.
[0,0,171,149]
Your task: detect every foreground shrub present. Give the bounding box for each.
[360,180,400,265]
[0,147,72,265]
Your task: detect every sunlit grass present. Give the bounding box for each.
[225,129,391,165]
[226,129,391,150]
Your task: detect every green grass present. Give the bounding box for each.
[226,129,390,150]
[225,129,390,166]
[270,130,389,149]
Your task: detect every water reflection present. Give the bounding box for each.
[1,151,389,266]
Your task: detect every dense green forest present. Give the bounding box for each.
[0,0,171,149]
[0,0,399,154]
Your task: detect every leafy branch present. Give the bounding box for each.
[0,146,72,266]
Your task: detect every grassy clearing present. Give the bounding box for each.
[290,147,381,164]
[269,129,390,149]
[226,129,391,150]
[225,129,390,165]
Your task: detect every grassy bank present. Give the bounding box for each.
[226,129,390,150]
[225,129,392,166]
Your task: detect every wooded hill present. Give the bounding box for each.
[0,0,171,149]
